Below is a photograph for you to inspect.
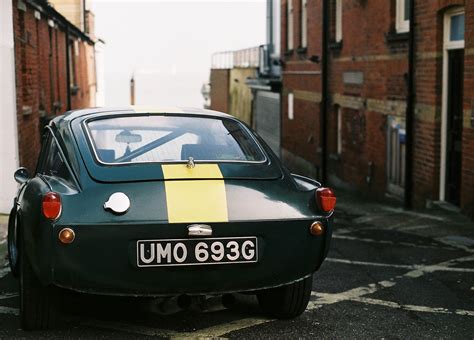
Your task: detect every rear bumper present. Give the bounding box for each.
[46,218,332,296]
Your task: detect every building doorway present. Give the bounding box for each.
[445,49,464,205]
[440,8,465,205]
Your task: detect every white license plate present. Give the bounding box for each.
[136,237,258,267]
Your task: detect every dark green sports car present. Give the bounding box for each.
[8,107,335,330]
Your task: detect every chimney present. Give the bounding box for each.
[130,74,135,105]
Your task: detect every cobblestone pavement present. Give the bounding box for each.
[0,192,473,338]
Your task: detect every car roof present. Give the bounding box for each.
[59,106,233,122]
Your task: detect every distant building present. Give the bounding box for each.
[209,0,282,156]
[279,0,473,216]
[246,0,282,157]
[209,47,260,126]
[48,0,88,32]
[0,0,101,213]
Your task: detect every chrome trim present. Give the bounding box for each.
[186,157,195,169]
[187,224,213,236]
[81,114,269,166]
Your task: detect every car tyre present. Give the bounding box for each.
[19,233,59,330]
[7,208,19,277]
[257,275,312,319]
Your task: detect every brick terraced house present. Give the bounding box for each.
[280,0,473,216]
[0,0,99,213]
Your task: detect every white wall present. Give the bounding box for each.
[0,1,19,214]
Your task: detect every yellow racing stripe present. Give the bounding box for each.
[162,164,228,223]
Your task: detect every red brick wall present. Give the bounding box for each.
[13,0,94,171]
[279,0,474,216]
[461,0,474,216]
[280,0,407,197]
[412,0,473,215]
[210,69,230,113]
[281,0,322,175]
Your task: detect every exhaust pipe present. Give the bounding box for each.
[149,295,192,315]
[198,294,235,312]
[222,294,236,308]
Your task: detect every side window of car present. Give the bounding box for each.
[38,131,75,186]
[35,132,52,175]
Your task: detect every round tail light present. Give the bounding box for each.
[42,192,62,220]
[316,187,336,213]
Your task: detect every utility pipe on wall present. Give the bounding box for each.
[320,0,330,183]
[65,25,71,111]
[404,0,415,209]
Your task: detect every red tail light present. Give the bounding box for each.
[42,192,62,220]
[316,187,336,212]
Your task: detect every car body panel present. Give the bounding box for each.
[48,219,332,296]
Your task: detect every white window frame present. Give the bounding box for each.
[337,107,342,155]
[335,0,342,43]
[287,0,294,50]
[288,92,294,120]
[439,7,465,201]
[301,0,307,48]
[396,0,410,33]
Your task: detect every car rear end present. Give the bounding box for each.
[47,179,334,296]
[42,110,335,296]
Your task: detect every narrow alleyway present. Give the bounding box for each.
[0,191,473,338]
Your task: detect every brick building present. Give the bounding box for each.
[209,47,261,126]
[13,0,97,172]
[280,0,473,216]
[0,0,98,213]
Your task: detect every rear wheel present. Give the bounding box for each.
[19,233,59,330]
[257,275,312,319]
[7,208,19,277]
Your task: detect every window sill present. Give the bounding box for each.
[296,46,307,54]
[70,85,80,96]
[329,40,343,51]
[386,31,409,44]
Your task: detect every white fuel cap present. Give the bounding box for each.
[104,192,130,214]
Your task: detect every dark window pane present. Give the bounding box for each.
[404,0,410,21]
[40,135,74,185]
[450,14,465,42]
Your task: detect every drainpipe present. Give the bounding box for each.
[267,0,273,75]
[130,74,135,105]
[83,0,87,33]
[65,25,71,111]
[320,0,329,183]
[404,0,415,209]
[267,0,273,51]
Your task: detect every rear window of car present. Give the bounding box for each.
[85,115,266,164]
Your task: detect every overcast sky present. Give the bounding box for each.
[90,0,266,108]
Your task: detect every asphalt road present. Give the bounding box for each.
[1,194,473,338]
